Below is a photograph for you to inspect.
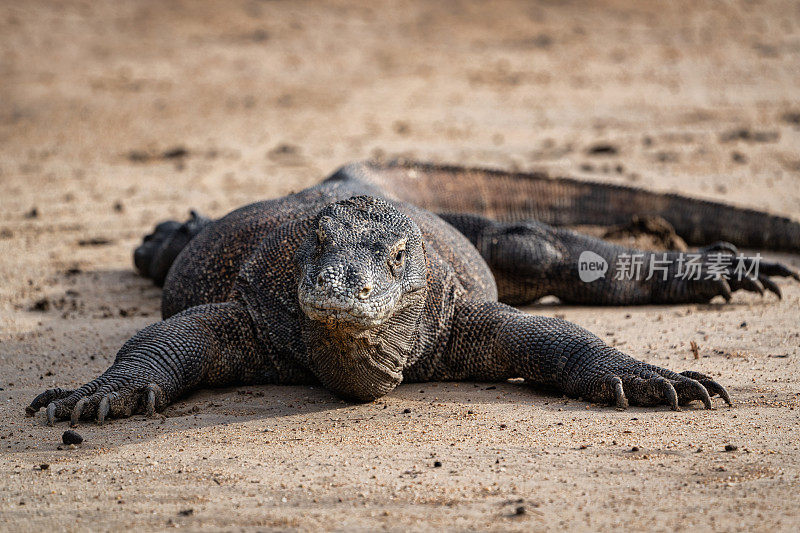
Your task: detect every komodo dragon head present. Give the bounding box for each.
[295,196,428,401]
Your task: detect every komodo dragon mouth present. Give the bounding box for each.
[298,284,402,331]
[298,281,428,332]
[299,299,401,331]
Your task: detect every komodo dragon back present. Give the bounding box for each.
[332,160,800,252]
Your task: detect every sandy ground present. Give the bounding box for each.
[2,1,800,531]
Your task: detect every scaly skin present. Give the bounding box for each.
[28,161,799,425]
[439,213,798,305]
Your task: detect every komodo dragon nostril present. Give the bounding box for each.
[358,285,373,299]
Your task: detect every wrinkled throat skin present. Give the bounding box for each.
[299,292,426,401]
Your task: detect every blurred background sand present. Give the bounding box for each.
[1,1,799,530]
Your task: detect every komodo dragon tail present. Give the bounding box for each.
[332,160,800,252]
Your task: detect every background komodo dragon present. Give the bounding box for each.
[27,160,800,425]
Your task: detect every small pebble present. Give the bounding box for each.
[433,461,442,468]
[402,408,411,414]
[515,506,526,515]
[631,446,640,452]
[62,430,83,445]
[724,444,738,452]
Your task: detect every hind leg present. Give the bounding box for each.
[134,210,212,286]
[441,213,798,306]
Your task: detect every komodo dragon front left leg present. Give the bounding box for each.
[416,299,730,410]
[440,213,799,306]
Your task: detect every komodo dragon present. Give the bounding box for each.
[27,160,800,425]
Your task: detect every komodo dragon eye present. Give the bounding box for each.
[388,243,406,276]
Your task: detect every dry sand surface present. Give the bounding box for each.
[2,1,800,531]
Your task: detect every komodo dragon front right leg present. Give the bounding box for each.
[26,302,279,425]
